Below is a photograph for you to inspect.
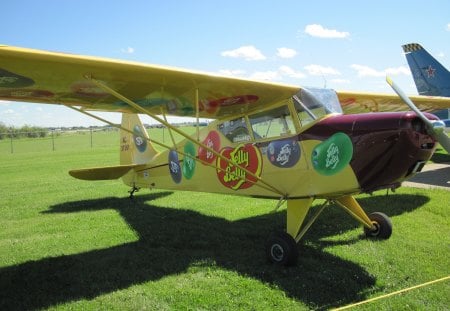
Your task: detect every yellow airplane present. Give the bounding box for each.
[1,46,449,265]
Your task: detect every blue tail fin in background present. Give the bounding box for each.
[402,43,450,96]
[402,43,450,126]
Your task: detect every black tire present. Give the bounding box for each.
[364,212,392,239]
[265,231,298,266]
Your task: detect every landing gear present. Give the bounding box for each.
[266,231,298,266]
[364,212,392,239]
[266,196,393,266]
[128,185,140,199]
[266,198,318,266]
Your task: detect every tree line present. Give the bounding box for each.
[0,122,49,139]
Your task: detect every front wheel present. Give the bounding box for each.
[364,212,392,239]
[265,231,298,266]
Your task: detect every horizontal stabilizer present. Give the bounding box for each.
[69,164,142,180]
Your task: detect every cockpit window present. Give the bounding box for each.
[217,117,251,143]
[249,105,295,139]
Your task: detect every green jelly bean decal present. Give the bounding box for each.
[312,132,353,176]
[182,141,196,179]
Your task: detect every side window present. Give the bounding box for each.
[249,106,295,139]
[294,100,327,127]
[217,117,251,143]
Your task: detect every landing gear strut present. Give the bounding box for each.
[128,185,140,199]
[266,196,393,266]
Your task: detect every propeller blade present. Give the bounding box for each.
[386,76,450,154]
[386,76,433,127]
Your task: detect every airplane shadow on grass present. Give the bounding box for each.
[0,191,430,310]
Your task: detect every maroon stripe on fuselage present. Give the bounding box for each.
[299,112,437,192]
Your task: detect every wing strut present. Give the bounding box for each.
[85,75,285,196]
[159,107,177,149]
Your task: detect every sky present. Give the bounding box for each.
[1,0,449,127]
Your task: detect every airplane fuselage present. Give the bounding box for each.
[122,110,437,199]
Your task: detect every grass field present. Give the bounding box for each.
[0,130,449,310]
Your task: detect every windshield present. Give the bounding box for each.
[293,88,342,126]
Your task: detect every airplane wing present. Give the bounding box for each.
[0,45,449,118]
[0,45,298,118]
[337,90,450,114]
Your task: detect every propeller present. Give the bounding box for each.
[386,76,450,154]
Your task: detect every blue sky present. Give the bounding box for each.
[1,0,449,127]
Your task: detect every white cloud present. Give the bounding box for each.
[447,23,450,31]
[351,64,410,77]
[304,64,341,76]
[304,24,350,39]
[279,66,306,79]
[218,66,305,82]
[121,47,135,54]
[221,45,266,61]
[438,52,445,58]
[351,64,384,77]
[0,100,12,106]
[385,66,410,76]
[217,69,246,77]
[276,47,297,59]
[249,71,279,81]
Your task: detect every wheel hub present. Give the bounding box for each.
[270,243,284,262]
[368,221,380,236]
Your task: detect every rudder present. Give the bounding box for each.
[402,43,450,96]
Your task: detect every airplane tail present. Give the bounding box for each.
[402,43,450,97]
[120,113,158,165]
[69,113,158,181]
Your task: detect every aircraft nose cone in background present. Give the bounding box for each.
[301,112,437,193]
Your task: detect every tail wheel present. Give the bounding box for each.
[364,212,392,239]
[265,231,298,266]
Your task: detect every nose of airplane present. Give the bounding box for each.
[301,112,437,193]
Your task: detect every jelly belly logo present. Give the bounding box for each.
[169,150,182,184]
[182,142,196,180]
[267,139,300,168]
[133,125,147,153]
[198,131,221,164]
[216,144,262,190]
[312,132,353,176]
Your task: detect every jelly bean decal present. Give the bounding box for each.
[71,82,109,98]
[200,95,259,115]
[312,132,353,176]
[182,142,196,179]
[115,97,193,115]
[216,144,262,190]
[267,139,300,168]
[0,69,34,88]
[133,125,147,153]
[169,150,182,184]
[198,131,221,164]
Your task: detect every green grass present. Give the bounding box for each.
[0,132,449,310]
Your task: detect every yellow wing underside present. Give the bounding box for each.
[0,45,449,118]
